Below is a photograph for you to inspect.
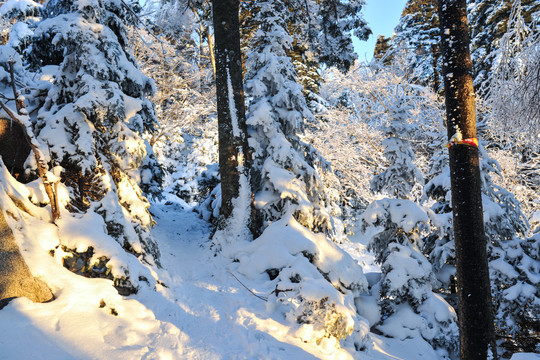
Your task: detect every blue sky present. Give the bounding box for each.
[353,0,408,61]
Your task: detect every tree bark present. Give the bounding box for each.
[438,1,496,359]
[211,0,253,230]
[0,207,53,309]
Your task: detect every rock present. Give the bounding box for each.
[0,208,53,309]
[0,118,31,179]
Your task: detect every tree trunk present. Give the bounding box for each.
[430,43,441,93]
[438,1,496,359]
[0,207,53,309]
[211,0,253,231]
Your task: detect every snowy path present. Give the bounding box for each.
[140,201,325,359]
[136,201,442,360]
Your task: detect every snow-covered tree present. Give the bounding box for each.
[392,0,441,92]
[128,21,218,205]
[0,0,165,294]
[422,125,538,354]
[489,233,540,355]
[210,0,254,241]
[361,199,458,358]
[240,0,370,108]
[487,0,540,152]
[217,0,375,349]
[316,0,371,72]
[422,136,454,282]
[244,0,331,235]
[373,35,392,64]
[370,100,424,201]
[307,59,443,234]
[305,104,383,233]
[468,0,540,93]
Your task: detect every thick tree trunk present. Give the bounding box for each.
[438,1,496,359]
[211,0,253,230]
[0,208,53,309]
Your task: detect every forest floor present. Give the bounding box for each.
[0,195,536,359]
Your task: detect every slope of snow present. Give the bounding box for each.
[1,193,537,359]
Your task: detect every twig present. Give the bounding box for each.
[227,270,268,302]
[8,61,24,115]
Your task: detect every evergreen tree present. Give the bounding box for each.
[422,124,538,355]
[31,0,163,194]
[240,0,371,108]
[393,0,441,92]
[244,0,332,235]
[424,151,539,355]
[361,199,459,358]
[468,0,540,93]
[286,40,325,113]
[317,0,371,72]
[370,99,424,201]
[359,72,457,357]
[373,35,393,64]
[233,1,375,349]
[1,0,165,292]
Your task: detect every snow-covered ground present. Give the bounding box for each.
[0,196,537,359]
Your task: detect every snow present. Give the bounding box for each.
[510,354,540,360]
[226,66,240,138]
[531,210,540,224]
[6,21,32,48]
[0,0,40,17]
[0,172,457,360]
[362,199,429,234]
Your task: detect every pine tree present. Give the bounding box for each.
[370,99,424,201]
[373,35,393,64]
[240,0,371,109]
[317,0,371,72]
[233,1,374,348]
[422,125,539,355]
[393,0,441,92]
[361,199,459,357]
[359,72,457,357]
[244,0,332,235]
[5,0,165,291]
[468,0,540,93]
